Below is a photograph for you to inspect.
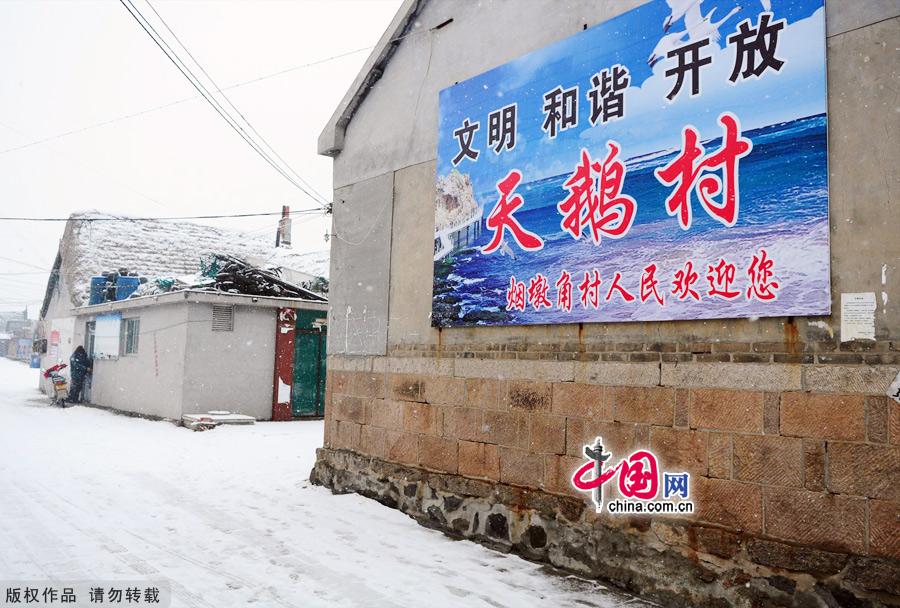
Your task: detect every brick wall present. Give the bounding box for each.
[324,352,900,569]
[314,2,900,602]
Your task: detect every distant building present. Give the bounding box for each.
[37,212,330,421]
[0,310,34,361]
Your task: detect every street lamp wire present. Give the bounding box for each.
[118,0,328,208]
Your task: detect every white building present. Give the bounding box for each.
[38,212,330,421]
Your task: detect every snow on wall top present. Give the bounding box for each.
[61,212,330,308]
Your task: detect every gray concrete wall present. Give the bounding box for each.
[181,303,276,420]
[327,0,900,353]
[39,261,83,395]
[826,14,900,339]
[331,0,650,190]
[320,3,900,603]
[88,302,188,420]
[327,172,394,356]
[388,161,436,347]
[331,0,900,188]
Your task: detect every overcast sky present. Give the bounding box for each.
[0,0,402,317]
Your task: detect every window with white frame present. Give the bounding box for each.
[94,313,121,359]
[121,318,140,355]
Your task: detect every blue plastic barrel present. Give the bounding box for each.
[89,276,107,305]
[116,276,141,300]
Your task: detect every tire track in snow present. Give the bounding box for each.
[131,472,404,608]
[10,482,214,608]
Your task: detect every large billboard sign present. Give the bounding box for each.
[433,0,829,327]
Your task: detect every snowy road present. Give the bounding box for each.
[0,358,651,608]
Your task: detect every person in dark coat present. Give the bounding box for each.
[68,346,92,404]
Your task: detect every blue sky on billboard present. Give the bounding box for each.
[433,0,830,327]
[438,0,826,203]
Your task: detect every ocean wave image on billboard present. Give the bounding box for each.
[433,0,829,327]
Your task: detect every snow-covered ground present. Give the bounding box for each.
[0,358,651,608]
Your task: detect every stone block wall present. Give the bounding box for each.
[316,345,900,606]
[314,1,900,605]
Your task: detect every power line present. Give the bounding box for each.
[0,120,322,218]
[0,256,53,271]
[0,46,372,157]
[0,119,172,211]
[118,0,328,208]
[118,0,318,204]
[0,275,46,284]
[0,278,47,291]
[231,46,373,90]
[234,210,323,240]
[0,209,323,222]
[0,272,47,281]
[0,10,434,159]
[144,0,330,206]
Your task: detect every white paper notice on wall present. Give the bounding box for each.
[888,372,900,404]
[94,312,122,359]
[840,292,876,342]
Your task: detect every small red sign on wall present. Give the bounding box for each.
[272,308,296,421]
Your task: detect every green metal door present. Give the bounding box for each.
[316,332,327,414]
[291,310,327,417]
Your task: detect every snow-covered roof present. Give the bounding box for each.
[55,212,330,308]
[72,288,328,314]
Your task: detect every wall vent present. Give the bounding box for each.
[212,305,234,332]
